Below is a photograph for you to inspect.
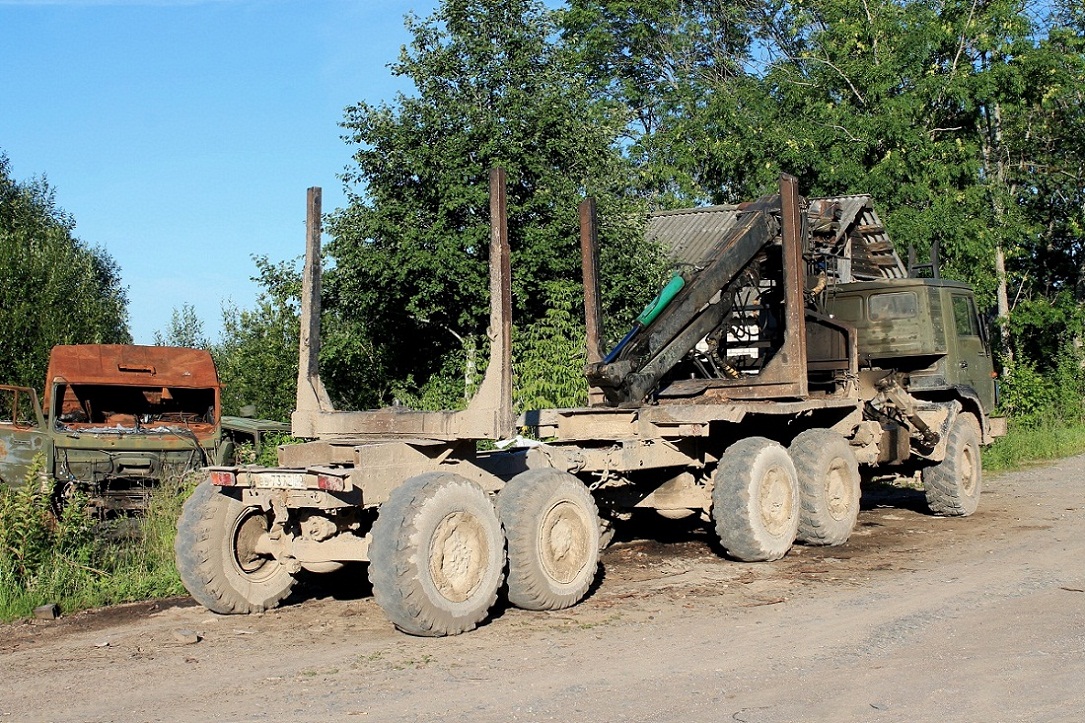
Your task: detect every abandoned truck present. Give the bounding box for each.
[0,345,288,512]
[175,171,1004,636]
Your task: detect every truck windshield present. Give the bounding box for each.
[53,383,216,430]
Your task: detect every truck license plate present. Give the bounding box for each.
[253,472,306,489]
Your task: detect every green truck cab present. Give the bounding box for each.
[828,278,1001,436]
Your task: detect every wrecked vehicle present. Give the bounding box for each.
[0,345,283,512]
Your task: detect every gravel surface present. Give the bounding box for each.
[1,455,1082,722]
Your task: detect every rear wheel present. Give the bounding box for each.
[175,479,296,613]
[712,437,799,562]
[790,429,861,546]
[923,414,982,516]
[497,469,600,611]
[368,473,505,636]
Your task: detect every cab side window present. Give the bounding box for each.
[869,291,918,321]
[952,294,979,338]
[830,296,863,323]
[0,388,38,427]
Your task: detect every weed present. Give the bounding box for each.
[0,457,196,621]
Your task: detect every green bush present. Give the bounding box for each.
[0,459,194,622]
[514,280,589,412]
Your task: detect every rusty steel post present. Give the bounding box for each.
[462,168,515,438]
[579,198,604,364]
[777,173,809,397]
[580,198,607,406]
[294,187,334,428]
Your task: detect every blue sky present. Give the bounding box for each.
[1,0,441,343]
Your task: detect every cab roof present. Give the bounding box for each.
[46,345,220,390]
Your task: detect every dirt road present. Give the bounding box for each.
[2,456,1083,722]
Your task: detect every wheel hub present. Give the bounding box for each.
[232,510,271,575]
[825,459,851,521]
[960,446,976,495]
[429,511,488,603]
[759,465,794,535]
[538,501,590,585]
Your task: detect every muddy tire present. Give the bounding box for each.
[712,437,799,562]
[174,479,296,614]
[497,469,600,611]
[368,473,505,636]
[923,413,982,516]
[790,429,861,546]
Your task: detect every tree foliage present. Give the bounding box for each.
[0,153,130,390]
[153,303,209,349]
[212,257,301,421]
[327,0,664,411]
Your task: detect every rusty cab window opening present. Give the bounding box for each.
[0,388,38,428]
[52,383,216,429]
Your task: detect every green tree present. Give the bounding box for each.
[153,303,209,349]
[327,0,663,410]
[562,0,760,202]
[213,257,300,421]
[0,153,130,389]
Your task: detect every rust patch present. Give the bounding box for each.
[45,345,220,408]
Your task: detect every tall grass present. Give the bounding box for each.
[982,337,1085,471]
[982,417,1085,472]
[0,460,194,622]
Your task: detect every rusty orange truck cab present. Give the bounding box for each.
[1,345,223,512]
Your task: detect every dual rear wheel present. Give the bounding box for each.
[367,469,600,636]
[710,416,982,561]
[711,431,861,562]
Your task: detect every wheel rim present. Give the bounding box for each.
[231,508,274,579]
[825,458,852,521]
[538,500,591,585]
[960,444,977,496]
[759,464,794,536]
[428,511,488,603]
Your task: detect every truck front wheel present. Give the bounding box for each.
[497,469,600,611]
[712,437,799,562]
[175,480,296,613]
[368,473,505,636]
[789,429,861,546]
[923,413,982,516]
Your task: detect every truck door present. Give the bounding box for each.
[0,386,50,488]
[949,293,996,413]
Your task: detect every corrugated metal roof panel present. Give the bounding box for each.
[646,196,907,281]
[646,205,743,267]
